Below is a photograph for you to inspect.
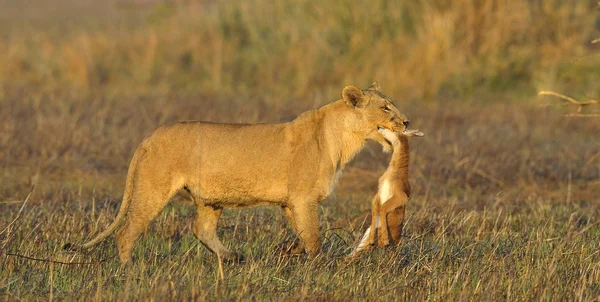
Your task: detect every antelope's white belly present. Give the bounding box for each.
[379,179,393,204]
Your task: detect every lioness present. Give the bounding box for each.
[70,82,410,264]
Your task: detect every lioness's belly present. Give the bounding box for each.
[195,123,292,206]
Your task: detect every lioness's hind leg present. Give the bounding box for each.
[116,198,170,264]
[116,173,180,264]
[193,203,243,263]
[116,219,140,264]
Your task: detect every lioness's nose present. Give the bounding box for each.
[403,120,410,128]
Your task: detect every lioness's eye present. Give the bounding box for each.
[382,106,391,112]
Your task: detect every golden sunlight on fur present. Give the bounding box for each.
[67,82,409,264]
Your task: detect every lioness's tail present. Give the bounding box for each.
[65,149,141,251]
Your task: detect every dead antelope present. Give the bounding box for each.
[347,127,423,259]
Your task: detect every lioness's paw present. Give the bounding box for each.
[279,240,306,257]
[222,251,245,264]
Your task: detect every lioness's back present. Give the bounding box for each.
[139,121,295,204]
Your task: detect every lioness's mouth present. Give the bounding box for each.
[379,125,422,136]
[378,125,403,133]
[377,126,394,146]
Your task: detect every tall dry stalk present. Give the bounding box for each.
[538,91,600,118]
[538,36,600,118]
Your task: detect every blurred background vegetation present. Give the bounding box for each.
[0,0,598,102]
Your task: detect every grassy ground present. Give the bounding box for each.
[1,95,599,300]
[1,0,600,300]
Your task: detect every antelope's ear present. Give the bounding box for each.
[342,85,368,107]
[403,129,425,137]
[367,81,381,92]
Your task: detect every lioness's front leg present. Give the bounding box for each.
[288,200,320,255]
[281,206,305,255]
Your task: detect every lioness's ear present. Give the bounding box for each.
[342,85,367,107]
[367,81,381,92]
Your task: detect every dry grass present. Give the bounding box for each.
[1,0,600,300]
[1,91,599,300]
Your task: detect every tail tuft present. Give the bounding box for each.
[63,242,80,251]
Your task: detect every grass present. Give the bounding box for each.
[1,0,600,300]
[1,196,599,300]
[1,96,599,300]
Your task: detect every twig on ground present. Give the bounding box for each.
[538,91,599,112]
[538,91,600,117]
[4,252,107,266]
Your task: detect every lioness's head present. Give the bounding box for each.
[342,82,409,151]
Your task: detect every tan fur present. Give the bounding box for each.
[72,83,410,264]
[347,128,423,260]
